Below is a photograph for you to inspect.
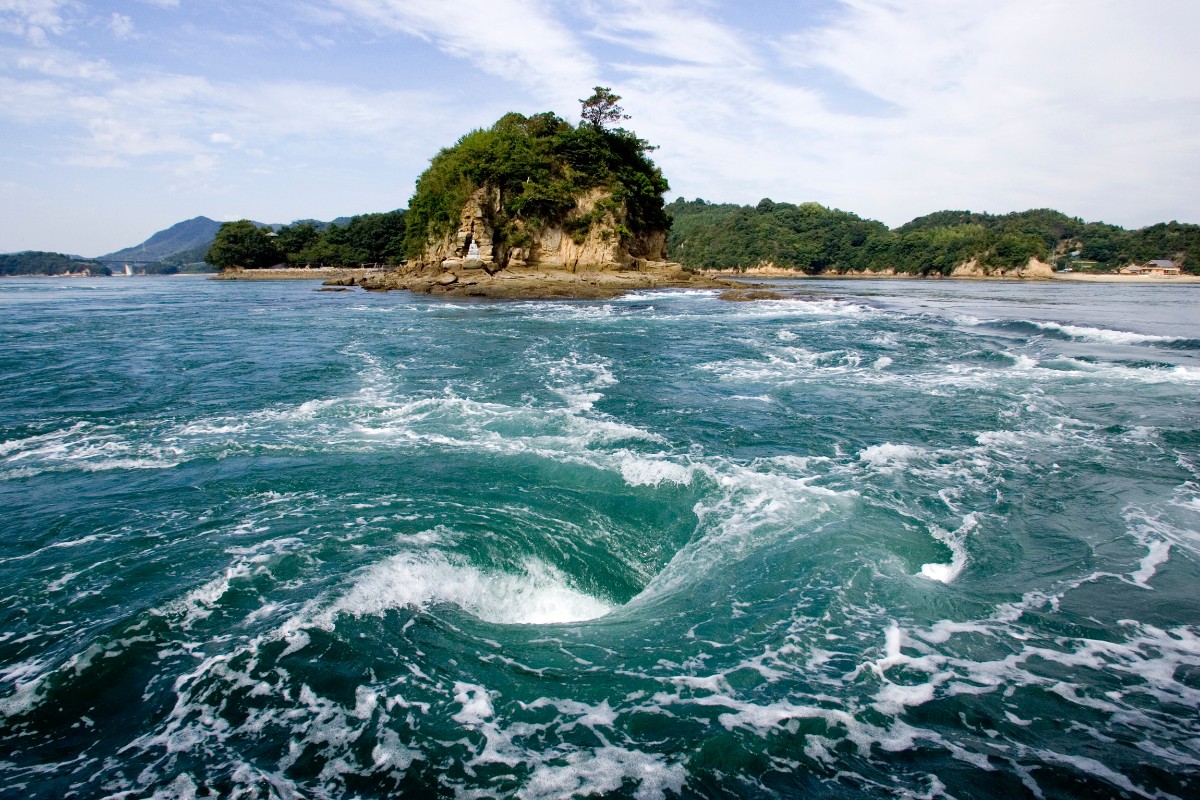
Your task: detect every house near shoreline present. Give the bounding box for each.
[1119,259,1182,276]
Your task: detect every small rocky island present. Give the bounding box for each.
[326,90,741,299]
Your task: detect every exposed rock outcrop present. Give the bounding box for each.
[326,261,745,300]
[950,257,1055,279]
[417,186,666,275]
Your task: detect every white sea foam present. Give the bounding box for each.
[1009,354,1039,370]
[0,656,52,718]
[0,420,182,477]
[616,289,720,302]
[618,453,694,487]
[701,346,867,383]
[919,513,976,584]
[1052,358,1200,385]
[0,422,85,456]
[1028,320,1186,346]
[326,552,612,625]
[1122,506,1200,587]
[452,682,495,725]
[1131,540,1171,587]
[519,747,687,800]
[858,443,924,472]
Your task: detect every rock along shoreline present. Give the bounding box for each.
[318,262,751,300]
[209,264,1200,297]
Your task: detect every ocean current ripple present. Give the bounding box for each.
[1,277,1198,799]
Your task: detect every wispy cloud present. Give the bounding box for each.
[563,0,1200,228]
[16,50,115,80]
[2,69,458,168]
[327,0,598,107]
[2,0,1198,255]
[108,12,135,39]
[0,0,70,45]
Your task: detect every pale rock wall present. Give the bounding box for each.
[951,257,1054,278]
[423,185,666,273]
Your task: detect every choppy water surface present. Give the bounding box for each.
[1,277,1198,799]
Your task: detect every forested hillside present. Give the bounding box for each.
[667,199,1200,274]
[101,217,222,262]
[0,252,107,276]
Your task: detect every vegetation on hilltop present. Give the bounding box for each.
[667,200,1200,274]
[402,89,669,260]
[0,251,108,276]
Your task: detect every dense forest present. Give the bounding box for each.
[204,211,408,270]
[667,200,1200,275]
[0,251,107,276]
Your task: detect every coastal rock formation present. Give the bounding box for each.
[950,257,1055,279]
[416,186,667,275]
[382,108,679,298]
[326,260,742,300]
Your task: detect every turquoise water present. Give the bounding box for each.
[1,277,1198,798]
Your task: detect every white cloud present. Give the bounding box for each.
[328,0,598,108]
[3,0,1199,255]
[108,12,134,39]
[0,0,69,44]
[560,0,1200,228]
[17,51,115,80]
[1,65,459,172]
[583,0,755,68]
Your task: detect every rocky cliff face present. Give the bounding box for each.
[950,257,1055,279]
[418,186,667,274]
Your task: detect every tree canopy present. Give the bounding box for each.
[579,86,631,130]
[402,109,668,260]
[205,221,281,270]
[204,211,407,269]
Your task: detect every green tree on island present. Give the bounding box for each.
[205,220,282,270]
[580,86,632,130]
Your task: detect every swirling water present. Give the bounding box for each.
[0,277,1198,799]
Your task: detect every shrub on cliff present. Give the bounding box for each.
[402,104,669,260]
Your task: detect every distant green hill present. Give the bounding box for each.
[0,251,108,276]
[667,200,1200,275]
[102,216,222,262]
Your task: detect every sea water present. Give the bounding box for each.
[0,277,1197,798]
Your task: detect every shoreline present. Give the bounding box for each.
[9,267,1196,289]
[204,264,1200,298]
[211,267,372,281]
[709,267,1200,285]
[1046,272,1200,283]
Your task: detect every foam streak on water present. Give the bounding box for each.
[1,277,1198,798]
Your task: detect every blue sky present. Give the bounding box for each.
[2,0,1198,256]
